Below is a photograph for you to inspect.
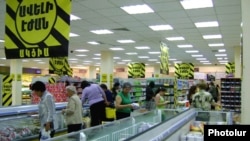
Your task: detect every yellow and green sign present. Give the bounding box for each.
[4,0,72,59]
[175,63,194,79]
[49,57,72,76]
[2,74,14,106]
[226,62,235,74]
[160,42,169,75]
[128,63,145,78]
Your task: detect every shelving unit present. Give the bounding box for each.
[220,78,241,113]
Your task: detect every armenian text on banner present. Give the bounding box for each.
[175,63,194,79]
[49,57,72,76]
[160,42,169,75]
[2,74,14,106]
[4,0,72,59]
[128,63,145,78]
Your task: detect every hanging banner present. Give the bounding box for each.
[225,62,235,74]
[160,42,169,75]
[128,63,145,78]
[2,74,14,106]
[4,0,72,59]
[49,57,72,76]
[174,63,194,79]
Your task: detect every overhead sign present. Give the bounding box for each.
[128,63,145,78]
[160,42,169,75]
[49,57,72,76]
[2,74,14,106]
[226,62,235,74]
[175,63,194,79]
[4,0,72,59]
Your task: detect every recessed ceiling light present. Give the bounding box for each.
[185,50,199,53]
[68,58,78,61]
[174,61,182,63]
[76,54,87,57]
[94,54,101,56]
[0,40,4,42]
[117,62,126,64]
[69,33,79,37]
[208,43,224,47]
[177,44,193,48]
[149,25,173,31]
[126,52,138,55]
[69,61,78,63]
[148,59,158,61]
[203,63,212,65]
[22,59,29,62]
[38,62,45,64]
[148,52,160,54]
[169,58,177,61]
[135,46,150,49]
[224,57,228,60]
[196,58,207,60]
[218,49,226,52]
[180,0,213,9]
[166,37,185,41]
[195,21,219,28]
[203,34,222,39]
[70,14,81,21]
[120,4,154,14]
[191,54,203,57]
[217,58,223,60]
[83,60,92,62]
[90,29,113,34]
[113,57,121,59]
[74,49,89,52]
[117,40,135,43]
[215,54,227,57]
[219,60,228,63]
[93,58,100,60]
[122,60,131,62]
[200,60,209,63]
[0,58,6,60]
[138,56,149,58]
[88,41,100,45]
[109,48,124,51]
[219,62,227,64]
[33,59,42,61]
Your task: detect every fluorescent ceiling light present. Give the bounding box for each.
[156,62,160,64]
[135,46,150,49]
[185,50,199,53]
[68,58,78,61]
[88,41,100,45]
[70,14,81,21]
[217,58,223,60]
[169,58,177,61]
[69,33,79,37]
[90,29,113,34]
[200,61,209,63]
[174,61,182,63]
[195,21,219,28]
[93,58,100,60]
[191,54,203,57]
[113,57,121,59]
[0,40,4,42]
[166,37,185,41]
[203,63,212,65]
[203,34,222,39]
[122,60,131,62]
[148,59,158,61]
[75,49,89,52]
[208,43,224,47]
[180,0,213,9]
[138,56,149,58]
[177,44,193,48]
[0,57,6,60]
[38,62,45,64]
[109,48,124,50]
[94,54,101,56]
[219,60,228,63]
[83,60,92,62]
[117,40,135,43]
[69,61,78,63]
[196,58,207,60]
[218,49,226,52]
[117,62,126,64]
[76,54,87,57]
[215,54,227,57]
[126,52,138,55]
[149,25,173,31]
[120,4,154,14]
[224,57,228,60]
[148,52,160,54]
[33,59,42,61]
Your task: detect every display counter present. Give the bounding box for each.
[0,103,68,141]
[48,108,189,141]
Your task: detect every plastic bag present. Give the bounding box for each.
[40,128,51,141]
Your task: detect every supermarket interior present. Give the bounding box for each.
[0,0,250,141]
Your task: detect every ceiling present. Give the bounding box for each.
[0,0,242,69]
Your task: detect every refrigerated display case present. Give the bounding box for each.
[0,103,67,141]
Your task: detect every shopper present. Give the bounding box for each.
[209,81,218,102]
[191,81,220,121]
[81,80,108,127]
[31,81,58,140]
[154,87,169,109]
[187,85,197,105]
[115,82,138,120]
[62,86,83,133]
[111,82,120,101]
[145,81,156,110]
[100,83,114,107]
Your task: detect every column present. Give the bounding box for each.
[241,0,250,124]
[10,59,23,106]
[153,64,161,78]
[88,66,97,79]
[234,46,241,78]
[100,51,113,89]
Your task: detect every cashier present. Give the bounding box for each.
[31,81,58,139]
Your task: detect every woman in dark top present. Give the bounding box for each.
[187,85,197,105]
[111,82,120,101]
